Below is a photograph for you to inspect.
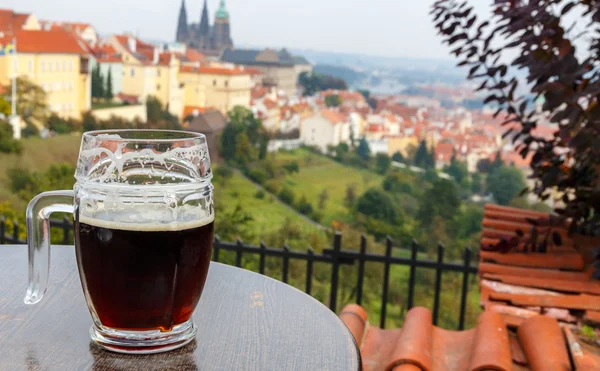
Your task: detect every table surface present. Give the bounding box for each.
[0,245,360,371]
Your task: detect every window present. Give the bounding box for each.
[213,80,217,86]
[157,69,161,77]
[41,61,46,72]
[157,84,161,91]
[68,103,73,112]
[28,60,33,73]
[62,61,67,72]
[225,81,229,88]
[62,103,67,112]
[55,61,60,72]
[47,83,52,92]
[130,68,135,77]
[68,61,73,72]
[69,82,73,91]
[62,81,67,91]
[55,82,61,91]
[49,62,53,72]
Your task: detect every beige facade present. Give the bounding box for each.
[109,35,157,101]
[0,52,90,118]
[179,66,251,114]
[92,104,146,122]
[257,65,297,97]
[156,58,184,118]
[387,136,419,157]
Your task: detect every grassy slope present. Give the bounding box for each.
[0,134,82,210]
[274,149,384,226]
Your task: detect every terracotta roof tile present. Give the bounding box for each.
[186,48,205,62]
[0,29,88,55]
[263,98,278,110]
[0,9,31,35]
[183,105,211,118]
[320,109,346,125]
[518,316,571,370]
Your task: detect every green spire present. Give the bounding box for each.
[215,0,229,19]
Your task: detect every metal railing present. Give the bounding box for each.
[1,217,478,330]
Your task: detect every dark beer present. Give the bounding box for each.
[75,217,214,332]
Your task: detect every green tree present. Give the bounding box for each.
[278,187,295,205]
[456,205,484,239]
[487,165,526,205]
[477,158,492,173]
[220,106,269,163]
[318,189,329,210]
[358,89,370,99]
[391,151,405,163]
[375,153,391,175]
[283,161,300,174]
[8,77,47,126]
[235,132,258,166]
[105,67,114,100]
[445,153,468,183]
[345,184,357,207]
[297,195,313,215]
[471,173,483,194]
[417,178,461,227]
[325,94,342,107]
[383,172,414,195]
[0,121,22,153]
[356,189,397,223]
[0,96,10,116]
[146,95,163,122]
[356,137,371,161]
[414,140,429,168]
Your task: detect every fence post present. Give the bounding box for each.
[306,247,314,295]
[259,242,266,275]
[235,239,243,267]
[282,244,290,283]
[329,232,342,313]
[407,239,418,310]
[0,217,5,245]
[458,246,472,330]
[356,234,367,305]
[213,236,221,262]
[13,221,19,243]
[380,237,393,329]
[433,243,445,326]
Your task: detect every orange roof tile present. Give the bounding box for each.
[186,48,205,62]
[0,9,31,35]
[264,98,278,110]
[244,67,263,75]
[320,109,346,124]
[183,105,211,118]
[0,29,88,55]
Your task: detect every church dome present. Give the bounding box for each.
[215,0,229,19]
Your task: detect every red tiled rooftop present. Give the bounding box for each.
[0,9,32,35]
[186,48,205,62]
[0,29,88,55]
[263,98,278,110]
[339,304,599,370]
[182,105,211,118]
[320,109,347,125]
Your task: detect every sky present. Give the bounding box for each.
[2,0,493,61]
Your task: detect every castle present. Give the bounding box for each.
[176,0,233,56]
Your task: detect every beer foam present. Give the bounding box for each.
[78,214,214,232]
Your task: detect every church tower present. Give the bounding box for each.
[197,0,211,50]
[212,0,233,54]
[175,0,189,43]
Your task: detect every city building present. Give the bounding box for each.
[109,35,158,101]
[88,43,123,98]
[40,21,98,46]
[156,52,184,117]
[183,109,227,162]
[176,0,233,57]
[300,109,350,152]
[179,64,251,114]
[0,29,91,119]
[221,48,310,97]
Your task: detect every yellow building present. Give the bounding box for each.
[0,29,91,119]
[179,64,251,114]
[109,35,157,101]
[156,53,184,117]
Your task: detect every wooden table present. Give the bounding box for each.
[0,245,360,370]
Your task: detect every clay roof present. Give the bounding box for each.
[340,304,600,370]
[115,93,139,105]
[0,9,32,35]
[183,105,211,118]
[480,203,600,335]
[158,52,173,66]
[251,86,269,99]
[435,142,454,162]
[180,65,250,75]
[264,98,278,110]
[186,48,205,62]
[0,29,88,55]
[320,109,346,125]
[113,35,155,62]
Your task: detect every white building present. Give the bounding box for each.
[300,109,350,152]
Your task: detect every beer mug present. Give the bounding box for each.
[25,130,215,354]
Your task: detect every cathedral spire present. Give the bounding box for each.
[176,0,189,42]
[199,0,210,37]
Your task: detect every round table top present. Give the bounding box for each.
[0,245,360,371]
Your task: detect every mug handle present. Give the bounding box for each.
[25,190,74,305]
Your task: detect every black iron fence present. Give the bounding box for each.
[1,217,479,330]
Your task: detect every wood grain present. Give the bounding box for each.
[0,245,360,371]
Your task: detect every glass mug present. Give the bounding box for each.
[25,130,215,354]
